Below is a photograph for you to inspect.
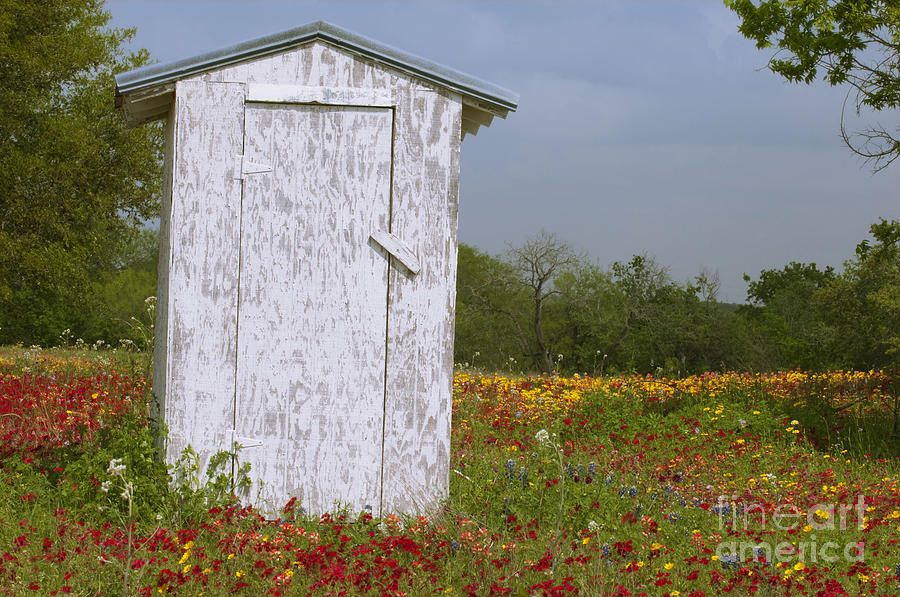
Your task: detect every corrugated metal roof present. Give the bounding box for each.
[115,20,518,112]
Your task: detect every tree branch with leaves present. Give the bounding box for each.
[726,0,900,170]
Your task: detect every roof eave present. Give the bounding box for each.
[115,21,518,122]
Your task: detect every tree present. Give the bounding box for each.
[606,254,672,368]
[726,0,900,170]
[0,0,161,345]
[555,261,624,375]
[454,234,579,373]
[454,244,527,370]
[506,231,579,373]
[741,262,837,369]
[818,219,900,369]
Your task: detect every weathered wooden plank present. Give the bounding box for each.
[151,104,177,441]
[165,80,245,475]
[247,84,392,106]
[381,85,462,515]
[233,102,394,515]
[370,230,421,275]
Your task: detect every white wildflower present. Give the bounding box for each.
[107,458,126,476]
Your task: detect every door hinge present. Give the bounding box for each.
[370,230,420,275]
[226,429,263,449]
[234,155,273,180]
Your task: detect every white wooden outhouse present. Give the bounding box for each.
[115,21,517,515]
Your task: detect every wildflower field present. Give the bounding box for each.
[1,349,899,596]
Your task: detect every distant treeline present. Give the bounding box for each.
[454,221,900,375]
[4,220,900,376]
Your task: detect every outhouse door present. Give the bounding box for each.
[230,89,400,515]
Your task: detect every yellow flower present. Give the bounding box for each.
[178,550,191,565]
[582,537,590,545]
[183,564,191,574]
[651,542,662,550]
[664,562,674,570]
[794,562,805,571]
[227,553,235,560]
[236,570,244,578]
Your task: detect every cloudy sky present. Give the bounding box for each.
[107,1,898,302]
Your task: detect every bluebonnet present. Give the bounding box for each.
[518,467,528,488]
[720,554,740,570]
[451,540,460,550]
[629,487,637,498]
[588,462,596,477]
[505,459,515,480]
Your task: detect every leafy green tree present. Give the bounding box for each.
[0,0,161,345]
[818,219,900,368]
[83,228,159,345]
[600,257,742,375]
[741,262,837,369]
[726,0,900,170]
[555,261,624,375]
[454,244,527,370]
[606,254,673,370]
